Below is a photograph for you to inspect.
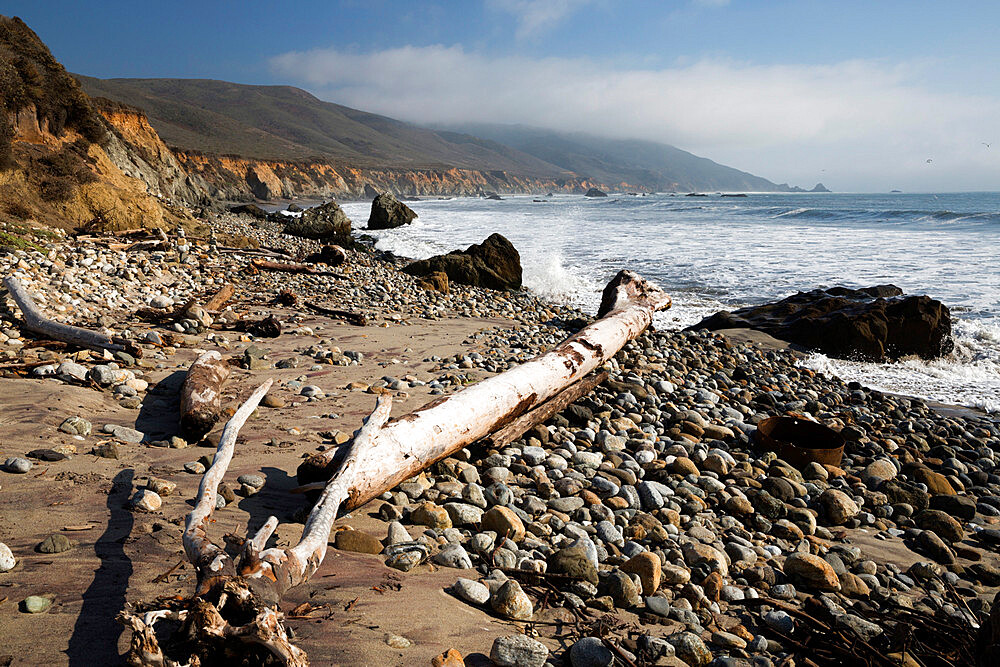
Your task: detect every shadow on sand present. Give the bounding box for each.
[66,469,135,666]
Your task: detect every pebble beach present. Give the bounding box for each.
[1,211,998,666]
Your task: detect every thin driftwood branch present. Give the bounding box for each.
[303,301,367,326]
[3,277,137,355]
[202,284,235,312]
[179,351,231,440]
[250,258,343,277]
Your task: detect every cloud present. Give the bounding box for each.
[270,45,1000,190]
[487,0,595,38]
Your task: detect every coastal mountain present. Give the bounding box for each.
[439,123,792,193]
[2,11,807,233]
[73,76,801,197]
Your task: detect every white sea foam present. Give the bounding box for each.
[337,192,1000,413]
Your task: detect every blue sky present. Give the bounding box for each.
[8,0,1000,191]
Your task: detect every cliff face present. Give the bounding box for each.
[92,99,211,207]
[0,15,197,232]
[174,151,612,201]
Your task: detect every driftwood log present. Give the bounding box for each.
[119,270,670,665]
[250,258,344,277]
[297,270,671,508]
[180,351,231,440]
[3,277,140,356]
[302,300,367,326]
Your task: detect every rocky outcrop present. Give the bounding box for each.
[283,201,352,242]
[690,285,953,361]
[403,234,522,291]
[367,192,416,230]
[585,188,608,197]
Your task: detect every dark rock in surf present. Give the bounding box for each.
[283,201,352,242]
[690,285,952,362]
[403,233,522,291]
[584,188,607,198]
[367,192,417,230]
[229,203,269,220]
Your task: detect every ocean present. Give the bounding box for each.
[335,192,1000,414]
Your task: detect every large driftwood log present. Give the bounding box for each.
[3,277,139,356]
[297,270,670,509]
[180,351,231,440]
[120,270,670,666]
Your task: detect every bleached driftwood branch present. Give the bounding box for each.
[3,277,136,355]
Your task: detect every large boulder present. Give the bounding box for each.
[229,203,270,219]
[283,201,352,242]
[690,285,952,361]
[584,188,607,197]
[403,233,522,290]
[367,192,417,230]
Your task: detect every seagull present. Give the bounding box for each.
[983,142,992,148]
[926,158,933,163]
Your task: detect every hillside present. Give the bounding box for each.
[441,124,790,193]
[73,76,571,177]
[73,76,796,194]
[0,15,203,232]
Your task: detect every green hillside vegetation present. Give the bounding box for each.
[73,76,569,176]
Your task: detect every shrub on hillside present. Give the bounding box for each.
[39,176,75,202]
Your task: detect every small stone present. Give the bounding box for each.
[820,489,860,525]
[763,609,794,633]
[334,529,383,554]
[36,534,73,554]
[915,509,964,543]
[622,551,661,595]
[491,635,549,667]
[450,578,490,605]
[549,547,599,585]
[569,636,614,667]
[835,613,883,642]
[481,506,525,542]
[783,552,840,591]
[384,633,412,648]
[431,648,465,667]
[147,477,177,496]
[385,543,428,572]
[184,461,206,474]
[58,416,91,436]
[667,632,712,667]
[411,502,452,530]
[262,395,286,408]
[3,457,31,474]
[0,542,15,571]
[491,580,533,620]
[91,442,120,459]
[443,502,483,527]
[237,473,266,490]
[21,595,52,613]
[599,570,640,608]
[103,424,144,443]
[433,543,473,568]
[711,631,747,649]
[130,489,162,512]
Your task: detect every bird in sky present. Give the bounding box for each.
[926,158,933,163]
[983,142,992,148]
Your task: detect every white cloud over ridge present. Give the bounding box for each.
[271,44,1000,191]
[488,0,596,38]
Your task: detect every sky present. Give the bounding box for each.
[7,0,1000,191]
